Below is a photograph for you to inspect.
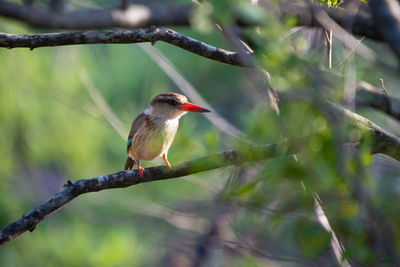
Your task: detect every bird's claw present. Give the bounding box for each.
[138,167,144,178]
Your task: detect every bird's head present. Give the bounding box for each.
[145,92,210,120]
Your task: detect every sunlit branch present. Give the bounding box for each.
[0,27,247,66]
[0,0,191,29]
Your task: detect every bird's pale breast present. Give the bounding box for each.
[130,117,178,161]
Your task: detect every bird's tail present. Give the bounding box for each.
[124,157,135,170]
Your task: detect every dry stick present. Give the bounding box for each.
[324,29,333,69]
[333,36,365,68]
[0,27,248,67]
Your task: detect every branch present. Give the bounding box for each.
[2,101,400,247]
[0,27,247,66]
[0,0,191,29]
[356,82,400,121]
[333,102,400,161]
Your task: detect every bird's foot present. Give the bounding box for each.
[165,162,171,171]
[138,167,144,178]
[162,153,171,171]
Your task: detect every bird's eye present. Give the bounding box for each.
[167,100,177,105]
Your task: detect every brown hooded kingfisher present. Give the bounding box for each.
[124,92,210,177]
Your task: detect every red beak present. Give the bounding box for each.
[179,102,211,113]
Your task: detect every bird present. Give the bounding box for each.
[124,92,210,177]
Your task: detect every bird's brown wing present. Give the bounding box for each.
[126,113,147,154]
[124,113,147,170]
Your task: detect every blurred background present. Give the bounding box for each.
[1,0,400,266]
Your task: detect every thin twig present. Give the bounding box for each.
[333,36,365,68]
[379,78,389,95]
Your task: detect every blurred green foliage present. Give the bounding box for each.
[1,0,400,266]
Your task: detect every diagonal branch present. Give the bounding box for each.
[0,27,247,66]
[0,145,285,247]
[0,0,191,29]
[2,101,400,247]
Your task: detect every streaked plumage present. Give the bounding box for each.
[124,92,210,177]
